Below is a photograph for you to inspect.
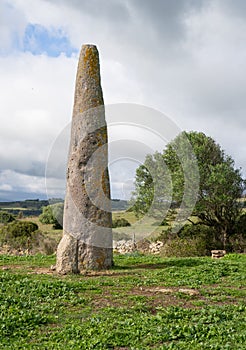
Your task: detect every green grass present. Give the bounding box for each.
[0,253,245,349]
[112,211,164,241]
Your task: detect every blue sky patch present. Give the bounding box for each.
[23,23,78,57]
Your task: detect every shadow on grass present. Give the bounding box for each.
[112,256,209,271]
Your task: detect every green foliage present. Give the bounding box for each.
[131,152,173,218]
[161,237,208,257]
[0,211,15,224]
[226,213,246,253]
[234,213,246,236]
[0,221,56,254]
[132,131,246,248]
[0,221,38,249]
[0,221,38,238]
[39,206,53,224]
[112,217,131,228]
[0,254,245,348]
[179,223,216,240]
[160,218,169,226]
[39,203,63,229]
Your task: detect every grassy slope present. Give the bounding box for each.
[112,211,165,241]
[0,253,245,349]
[20,212,164,243]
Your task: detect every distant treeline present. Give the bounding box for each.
[0,199,49,209]
[111,199,129,211]
[0,198,62,217]
[0,198,129,217]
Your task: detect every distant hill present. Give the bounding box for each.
[0,198,129,216]
[0,199,50,217]
[111,199,129,211]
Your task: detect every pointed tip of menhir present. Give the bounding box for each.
[82,44,98,50]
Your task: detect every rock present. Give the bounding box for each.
[56,44,113,273]
[114,240,136,254]
[113,239,165,255]
[149,241,164,254]
[211,250,226,259]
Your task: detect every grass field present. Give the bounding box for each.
[0,253,245,349]
[20,212,165,243]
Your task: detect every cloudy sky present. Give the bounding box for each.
[0,0,245,201]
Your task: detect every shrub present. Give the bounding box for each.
[0,221,57,254]
[160,237,208,257]
[39,206,54,224]
[234,213,246,236]
[178,223,215,238]
[0,221,38,249]
[39,203,63,229]
[1,221,38,237]
[157,224,222,257]
[112,218,131,228]
[226,214,246,253]
[0,211,15,224]
[28,231,57,255]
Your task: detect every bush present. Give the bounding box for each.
[157,224,222,257]
[0,221,38,249]
[0,211,15,224]
[27,231,57,255]
[0,221,56,254]
[161,237,208,257]
[39,206,53,224]
[226,214,246,253]
[39,203,63,229]
[0,221,38,237]
[112,218,131,228]
[234,213,246,236]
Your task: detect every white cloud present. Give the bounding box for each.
[0,184,13,192]
[0,52,77,176]
[0,0,27,53]
[0,169,45,194]
[0,0,245,200]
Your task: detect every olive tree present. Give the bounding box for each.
[132,131,245,248]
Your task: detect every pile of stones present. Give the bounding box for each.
[113,239,164,255]
[149,241,164,254]
[211,250,226,258]
[113,240,136,254]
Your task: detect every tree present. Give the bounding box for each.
[132,131,246,248]
[39,203,64,229]
[131,152,172,218]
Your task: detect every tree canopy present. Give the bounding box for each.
[39,203,64,229]
[132,131,245,248]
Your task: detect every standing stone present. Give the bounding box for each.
[56,44,113,274]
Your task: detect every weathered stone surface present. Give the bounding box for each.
[211,250,226,259]
[56,44,113,273]
[113,239,164,255]
[56,235,79,274]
